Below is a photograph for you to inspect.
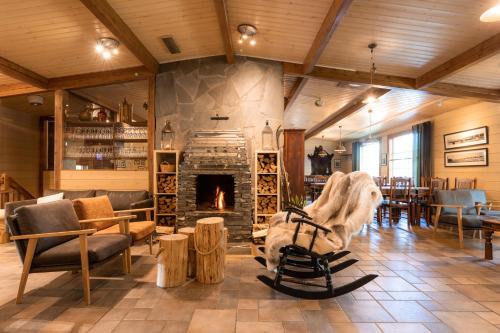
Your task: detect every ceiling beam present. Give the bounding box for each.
[0,83,45,97]
[79,0,159,73]
[284,62,500,102]
[285,62,415,89]
[303,0,353,74]
[213,0,234,64]
[305,87,390,140]
[285,77,308,112]
[416,32,500,88]
[47,66,154,90]
[0,56,48,89]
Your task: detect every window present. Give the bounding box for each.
[389,132,413,178]
[359,141,380,176]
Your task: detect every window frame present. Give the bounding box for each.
[388,130,413,178]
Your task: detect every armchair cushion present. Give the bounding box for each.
[13,200,81,255]
[95,221,155,241]
[467,190,487,205]
[434,190,476,215]
[129,198,154,221]
[44,189,96,200]
[33,234,131,267]
[95,190,149,211]
[73,196,115,231]
[439,214,482,229]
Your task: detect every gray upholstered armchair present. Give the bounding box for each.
[431,190,482,248]
[5,199,135,305]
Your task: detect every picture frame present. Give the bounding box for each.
[443,126,488,150]
[444,148,488,167]
[333,159,341,169]
[380,153,387,166]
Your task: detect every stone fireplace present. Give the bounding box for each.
[177,130,252,241]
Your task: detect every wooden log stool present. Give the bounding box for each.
[194,217,226,284]
[178,227,196,278]
[156,234,188,288]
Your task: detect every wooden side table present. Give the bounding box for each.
[481,217,500,260]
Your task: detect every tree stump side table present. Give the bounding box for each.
[178,227,196,278]
[156,234,188,288]
[195,217,226,284]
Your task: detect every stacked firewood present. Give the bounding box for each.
[257,196,278,214]
[257,154,278,173]
[158,196,176,214]
[158,215,175,226]
[158,175,176,193]
[257,175,277,194]
[256,216,271,224]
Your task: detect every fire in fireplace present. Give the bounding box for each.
[196,175,235,211]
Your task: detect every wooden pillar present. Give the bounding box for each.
[53,90,66,190]
[148,77,156,194]
[283,129,305,197]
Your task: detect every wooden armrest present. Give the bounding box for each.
[291,218,331,233]
[431,204,464,208]
[79,215,136,224]
[11,228,96,240]
[114,208,154,214]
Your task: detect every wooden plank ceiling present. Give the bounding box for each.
[0,0,499,141]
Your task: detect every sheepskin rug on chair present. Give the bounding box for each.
[265,171,382,270]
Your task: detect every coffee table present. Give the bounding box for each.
[481,217,500,260]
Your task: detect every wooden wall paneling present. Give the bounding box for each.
[303,0,353,73]
[148,77,156,193]
[416,32,500,88]
[0,56,47,88]
[213,0,234,64]
[53,90,66,190]
[60,171,148,190]
[283,129,305,197]
[79,0,159,73]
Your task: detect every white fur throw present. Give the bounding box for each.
[264,171,382,270]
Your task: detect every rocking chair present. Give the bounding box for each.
[255,204,377,299]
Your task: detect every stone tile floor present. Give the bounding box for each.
[0,222,499,333]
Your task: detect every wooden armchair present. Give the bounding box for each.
[5,199,134,305]
[431,190,482,248]
[74,196,156,254]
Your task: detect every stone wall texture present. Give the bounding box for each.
[155,56,284,154]
[155,56,284,240]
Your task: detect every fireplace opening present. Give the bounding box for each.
[196,175,235,211]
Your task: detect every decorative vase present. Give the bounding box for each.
[161,120,175,150]
[79,104,92,122]
[119,98,133,124]
[261,120,273,150]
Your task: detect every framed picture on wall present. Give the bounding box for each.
[380,153,387,166]
[333,159,341,169]
[443,126,488,150]
[444,148,488,167]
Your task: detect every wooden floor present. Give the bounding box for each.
[0,221,499,333]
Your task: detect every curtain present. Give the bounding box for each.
[352,141,361,171]
[412,121,432,186]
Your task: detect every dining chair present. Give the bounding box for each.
[420,177,449,225]
[388,177,412,226]
[373,176,387,225]
[454,177,477,190]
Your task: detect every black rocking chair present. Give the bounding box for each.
[255,204,377,299]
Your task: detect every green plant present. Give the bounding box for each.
[289,195,307,209]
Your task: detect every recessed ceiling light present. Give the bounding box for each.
[480,4,500,22]
[237,24,257,47]
[95,37,120,60]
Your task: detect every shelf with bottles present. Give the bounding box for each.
[64,122,147,142]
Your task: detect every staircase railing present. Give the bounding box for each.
[0,173,35,209]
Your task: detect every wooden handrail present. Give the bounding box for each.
[0,173,35,209]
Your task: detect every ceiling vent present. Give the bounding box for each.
[161,36,181,54]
